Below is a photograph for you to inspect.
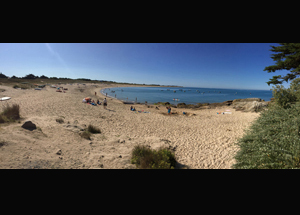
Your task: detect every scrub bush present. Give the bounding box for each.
[131,145,176,169]
[271,78,300,109]
[233,103,300,169]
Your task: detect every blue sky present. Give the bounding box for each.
[0,43,291,90]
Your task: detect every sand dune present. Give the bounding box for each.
[0,83,259,169]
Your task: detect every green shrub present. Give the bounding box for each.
[233,103,300,169]
[271,78,300,109]
[131,145,176,169]
[87,124,101,134]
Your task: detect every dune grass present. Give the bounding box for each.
[0,104,20,123]
[87,124,101,134]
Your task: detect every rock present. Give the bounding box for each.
[56,149,62,155]
[224,100,233,106]
[21,121,37,131]
[118,139,125,143]
[233,98,261,103]
[232,100,268,112]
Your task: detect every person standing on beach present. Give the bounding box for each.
[166,106,171,115]
[95,92,97,96]
[103,98,107,109]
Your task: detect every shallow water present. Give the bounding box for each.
[101,87,273,105]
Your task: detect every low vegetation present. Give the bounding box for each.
[79,125,101,140]
[87,124,101,134]
[0,104,20,123]
[131,145,176,169]
[56,118,64,124]
[234,102,300,169]
[234,78,300,169]
[80,131,91,140]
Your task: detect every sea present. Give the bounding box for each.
[100,87,273,105]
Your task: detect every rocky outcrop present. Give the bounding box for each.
[232,98,268,112]
[233,98,262,103]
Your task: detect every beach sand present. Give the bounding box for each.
[0,83,259,169]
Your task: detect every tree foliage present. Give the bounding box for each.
[271,78,300,109]
[40,75,49,79]
[264,43,300,86]
[0,73,8,78]
[23,74,38,79]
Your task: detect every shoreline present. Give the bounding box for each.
[99,86,270,107]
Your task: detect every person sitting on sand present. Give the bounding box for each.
[97,99,101,105]
[130,106,136,111]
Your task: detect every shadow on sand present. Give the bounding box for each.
[175,161,190,169]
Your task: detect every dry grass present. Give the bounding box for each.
[87,124,101,134]
[0,104,20,123]
[80,131,91,140]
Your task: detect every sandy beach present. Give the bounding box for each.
[0,83,260,169]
